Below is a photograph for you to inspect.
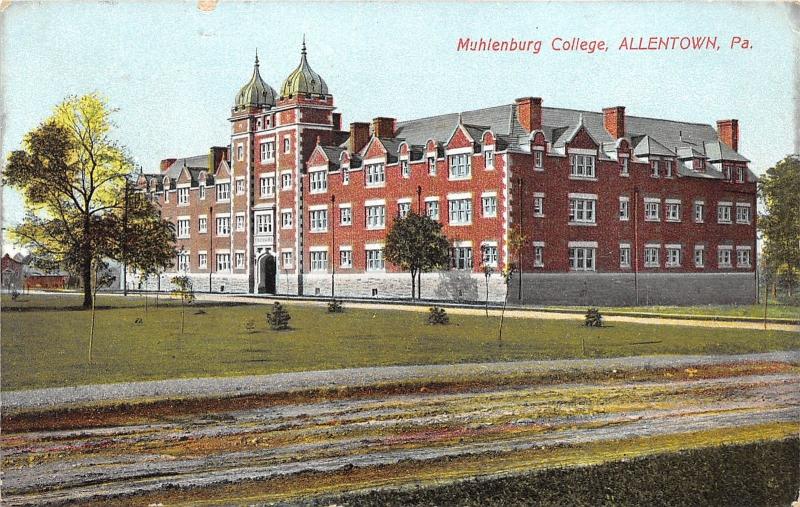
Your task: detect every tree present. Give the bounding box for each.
[4,94,176,309]
[507,225,528,301]
[267,302,292,330]
[88,259,116,363]
[384,212,450,299]
[759,155,800,298]
[171,275,195,334]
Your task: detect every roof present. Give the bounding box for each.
[162,155,209,179]
[390,102,748,164]
[280,40,329,98]
[234,53,278,110]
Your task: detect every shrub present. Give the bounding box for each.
[266,302,291,331]
[584,307,603,327]
[244,318,257,333]
[427,306,449,325]
[328,298,344,313]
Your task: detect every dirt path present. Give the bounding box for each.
[5,351,798,411]
[2,369,797,505]
[189,293,800,332]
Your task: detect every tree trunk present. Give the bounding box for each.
[410,268,416,300]
[417,271,422,300]
[82,253,93,309]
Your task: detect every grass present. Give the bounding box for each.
[555,303,799,320]
[3,293,799,390]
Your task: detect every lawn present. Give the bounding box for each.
[2,294,799,390]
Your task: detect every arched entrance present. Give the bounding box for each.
[258,253,277,294]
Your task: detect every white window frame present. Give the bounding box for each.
[234,251,245,269]
[198,252,208,269]
[216,216,231,236]
[644,198,660,222]
[619,197,630,221]
[534,149,543,170]
[694,201,705,223]
[735,203,751,224]
[481,192,497,218]
[620,155,629,176]
[717,202,732,224]
[309,208,328,233]
[569,153,596,179]
[309,170,328,194]
[255,212,272,234]
[533,241,545,268]
[426,198,440,220]
[177,218,190,239]
[281,172,292,191]
[568,194,597,225]
[365,204,386,229]
[644,244,661,268]
[339,203,352,226]
[736,246,752,268]
[198,216,208,234]
[665,244,682,268]
[177,251,190,272]
[177,187,189,206]
[665,199,682,222]
[260,141,275,162]
[281,210,293,229]
[339,247,353,268]
[235,213,245,232]
[366,247,385,272]
[235,177,245,195]
[448,153,471,180]
[568,242,597,271]
[216,182,230,202]
[448,197,473,226]
[481,242,499,268]
[365,163,386,187]
[694,245,705,268]
[216,253,231,272]
[486,148,496,169]
[310,249,328,272]
[282,249,294,269]
[718,246,733,268]
[619,243,631,268]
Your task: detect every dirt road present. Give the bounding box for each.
[2,353,798,505]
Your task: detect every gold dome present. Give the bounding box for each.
[280,40,329,98]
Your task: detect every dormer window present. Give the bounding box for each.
[342,167,349,185]
[693,159,704,172]
[665,160,673,178]
[365,163,386,187]
[428,156,436,176]
[310,170,328,193]
[448,153,471,179]
[534,150,543,169]
[570,154,596,178]
[651,160,660,177]
[620,156,629,176]
[736,166,745,183]
[401,160,410,178]
[486,149,495,169]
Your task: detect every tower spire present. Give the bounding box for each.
[255,48,259,67]
[302,34,307,55]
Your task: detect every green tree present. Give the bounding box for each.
[170,275,195,334]
[507,225,528,301]
[4,94,176,308]
[384,211,450,299]
[759,155,800,298]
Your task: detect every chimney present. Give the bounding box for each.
[515,97,542,133]
[717,119,739,151]
[332,112,342,131]
[603,106,626,139]
[208,146,227,173]
[348,122,371,153]
[372,117,396,138]
[160,158,177,172]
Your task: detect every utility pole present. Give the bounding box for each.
[633,187,640,306]
[517,176,523,301]
[330,194,336,298]
[208,205,213,293]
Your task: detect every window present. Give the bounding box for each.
[645,200,660,221]
[177,187,189,205]
[281,210,293,228]
[310,209,328,232]
[398,201,411,218]
[198,217,207,233]
[235,214,245,232]
[736,205,751,224]
[619,197,630,221]
[310,250,328,272]
[448,153,471,179]
[693,158,704,172]
[164,188,169,203]
[365,205,386,229]
[487,149,496,168]
[235,252,245,269]
[665,160,673,178]
[666,201,681,222]
[198,253,207,269]
[260,141,275,162]
[366,248,385,271]
[723,164,732,180]
[340,249,353,268]
[620,156,629,176]
[310,170,327,193]
[237,144,244,161]
[570,154,596,178]
[365,163,385,187]
[533,244,544,267]
[255,213,272,234]
[426,199,440,220]
[644,246,660,268]
[342,168,349,185]
[620,245,631,268]
[177,251,190,271]
[736,167,745,183]
[235,178,245,195]
[481,244,498,267]
[216,216,231,236]
[448,198,472,225]
[177,219,190,239]
[524,194,542,219]
[216,253,231,271]
[260,176,275,197]
[534,150,543,169]
[340,206,352,226]
[216,183,230,201]
[283,137,290,153]
[651,160,660,177]
[401,160,410,178]
[718,247,733,268]
[666,246,681,267]
[199,184,206,200]
[282,251,293,269]
[736,247,751,267]
[569,246,596,271]
[482,195,497,218]
[717,203,732,223]
[428,157,436,176]
[451,246,473,270]
[694,201,705,223]
[569,197,596,224]
[694,246,705,268]
[281,173,292,190]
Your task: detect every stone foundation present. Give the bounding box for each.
[130,272,249,294]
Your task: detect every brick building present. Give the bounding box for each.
[136,42,757,305]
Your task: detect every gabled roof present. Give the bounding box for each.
[632,135,677,157]
[704,141,750,162]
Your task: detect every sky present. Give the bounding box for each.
[1,1,797,230]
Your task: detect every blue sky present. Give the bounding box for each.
[2,1,796,228]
